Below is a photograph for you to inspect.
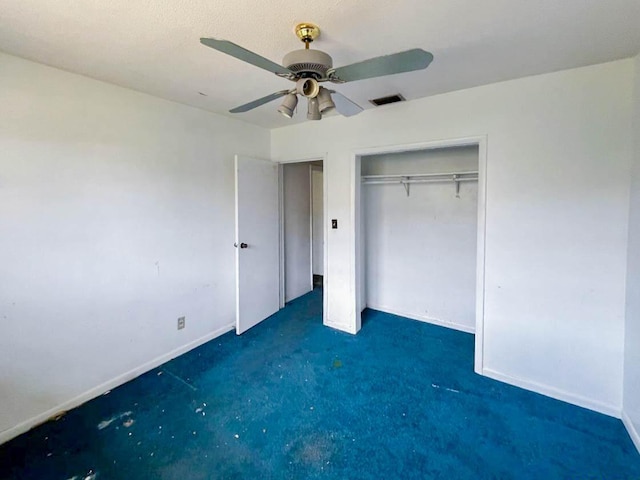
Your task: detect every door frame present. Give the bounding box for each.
[278,155,328,325]
[352,136,488,374]
[310,165,324,288]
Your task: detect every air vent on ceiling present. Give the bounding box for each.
[369,94,406,107]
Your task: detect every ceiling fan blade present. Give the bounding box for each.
[330,49,433,83]
[330,91,363,117]
[200,38,293,76]
[229,90,290,113]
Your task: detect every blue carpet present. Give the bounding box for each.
[1,288,639,479]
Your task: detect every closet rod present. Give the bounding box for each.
[361,171,478,197]
[362,177,477,185]
[361,171,478,181]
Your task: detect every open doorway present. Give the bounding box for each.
[233,155,325,335]
[280,159,325,312]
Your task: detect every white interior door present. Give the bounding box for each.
[235,155,280,334]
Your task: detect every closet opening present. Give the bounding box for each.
[353,137,487,373]
[280,159,325,316]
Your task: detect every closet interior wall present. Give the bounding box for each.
[361,146,479,332]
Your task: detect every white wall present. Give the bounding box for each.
[362,147,478,332]
[311,167,324,276]
[0,52,270,442]
[272,59,634,415]
[623,53,640,450]
[283,163,312,301]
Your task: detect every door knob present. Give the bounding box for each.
[234,242,248,248]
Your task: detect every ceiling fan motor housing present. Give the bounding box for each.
[282,49,333,80]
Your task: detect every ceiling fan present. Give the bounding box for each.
[200,23,433,121]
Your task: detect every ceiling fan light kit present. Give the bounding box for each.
[277,92,298,118]
[307,97,322,121]
[317,87,335,113]
[296,78,320,98]
[200,23,433,121]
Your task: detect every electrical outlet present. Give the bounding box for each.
[177,316,186,330]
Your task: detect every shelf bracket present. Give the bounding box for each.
[453,174,460,198]
[401,178,410,197]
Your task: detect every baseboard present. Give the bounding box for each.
[0,323,235,445]
[622,410,640,453]
[366,304,475,334]
[482,368,620,418]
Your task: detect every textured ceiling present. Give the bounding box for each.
[1,0,639,129]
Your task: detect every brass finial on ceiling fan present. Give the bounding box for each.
[295,23,320,49]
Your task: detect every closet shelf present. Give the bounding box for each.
[361,171,478,197]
